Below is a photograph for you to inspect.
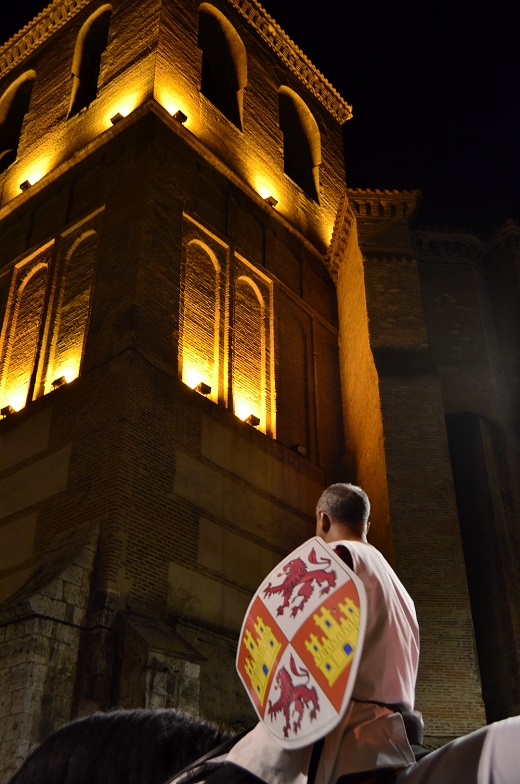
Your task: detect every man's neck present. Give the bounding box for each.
[327,525,367,544]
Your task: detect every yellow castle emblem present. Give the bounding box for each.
[305,596,360,686]
[244,616,282,706]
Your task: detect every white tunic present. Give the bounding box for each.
[228,540,420,784]
[337,540,419,711]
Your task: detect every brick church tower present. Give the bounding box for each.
[0,1,519,780]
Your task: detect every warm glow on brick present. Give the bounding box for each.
[44,231,98,395]
[155,84,191,129]
[103,92,142,129]
[325,221,335,245]
[183,363,210,391]
[233,275,265,432]
[46,360,80,394]
[234,398,258,422]
[19,156,53,189]
[252,173,279,205]
[2,388,27,413]
[0,259,47,413]
[180,241,220,402]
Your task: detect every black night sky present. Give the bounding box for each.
[2,0,519,238]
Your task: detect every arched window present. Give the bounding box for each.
[233,276,264,428]
[68,6,111,118]
[0,263,48,412]
[44,232,98,394]
[198,4,247,130]
[278,86,321,202]
[276,309,311,454]
[180,241,220,400]
[0,71,35,174]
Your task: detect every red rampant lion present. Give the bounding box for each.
[267,655,319,738]
[263,548,337,617]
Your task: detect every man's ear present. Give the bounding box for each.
[320,511,331,535]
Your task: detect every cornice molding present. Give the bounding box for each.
[0,0,91,78]
[413,227,482,261]
[347,187,421,222]
[228,0,353,124]
[325,190,356,282]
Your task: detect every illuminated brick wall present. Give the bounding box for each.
[0,251,49,412]
[44,230,99,394]
[233,276,265,424]
[181,240,221,399]
[0,212,101,414]
[0,3,348,775]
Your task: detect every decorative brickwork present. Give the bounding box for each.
[181,241,220,399]
[0,245,51,412]
[0,0,92,76]
[43,230,98,395]
[227,0,352,123]
[233,275,265,426]
[325,190,356,282]
[0,209,101,414]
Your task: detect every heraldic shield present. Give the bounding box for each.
[236,537,367,750]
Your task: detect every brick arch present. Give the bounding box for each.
[180,240,220,400]
[276,307,311,455]
[44,231,98,394]
[278,85,321,202]
[0,70,36,173]
[68,5,112,118]
[0,262,48,411]
[233,275,265,428]
[198,3,247,130]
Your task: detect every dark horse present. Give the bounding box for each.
[8,708,233,784]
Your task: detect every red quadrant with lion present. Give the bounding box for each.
[236,537,366,749]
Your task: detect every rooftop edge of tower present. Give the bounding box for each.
[0,0,353,124]
[228,0,352,123]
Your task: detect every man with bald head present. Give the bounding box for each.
[312,483,419,782]
[207,482,420,784]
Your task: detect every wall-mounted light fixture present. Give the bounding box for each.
[195,381,211,396]
[245,414,260,427]
[19,180,31,192]
[265,195,278,208]
[1,405,15,418]
[51,376,67,390]
[291,443,307,457]
[173,110,188,124]
[110,112,124,125]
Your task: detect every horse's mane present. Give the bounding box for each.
[9,708,232,784]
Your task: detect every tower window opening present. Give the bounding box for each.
[68,6,112,118]
[278,86,321,202]
[198,3,247,130]
[0,72,35,174]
